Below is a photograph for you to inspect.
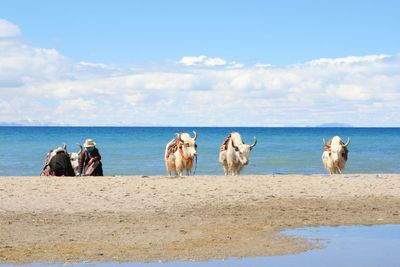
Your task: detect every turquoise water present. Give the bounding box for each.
[1,224,399,267]
[0,127,399,176]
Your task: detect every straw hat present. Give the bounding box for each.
[83,139,96,148]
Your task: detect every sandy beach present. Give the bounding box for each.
[1,174,400,264]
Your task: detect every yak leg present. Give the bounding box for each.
[219,152,228,175]
[222,163,228,175]
[186,158,193,176]
[222,164,228,175]
[233,163,242,176]
[182,161,188,176]
[232,168,238,176]
[227,162,234,176]
[166,156,177,177]
[184,161,190,176]
[175,166,181,177]
[165,159,172,176]
[174,166,180,177]
[237,164,245,175]
[175,160,184,177]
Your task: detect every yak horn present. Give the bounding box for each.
[250,136,257,149]
[63,143,67,151]
[231,141,239,151]
[77,143,83,155]
[343,137,350,147]
[176,133,183,143]
[193,131,197,141]
[323,138,330,147]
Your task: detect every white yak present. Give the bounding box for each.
[322,136,350,174]
[219,132,257,175]
[165,131,198,176]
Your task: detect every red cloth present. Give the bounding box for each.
[220,134,231,151]
[78,148,101,174]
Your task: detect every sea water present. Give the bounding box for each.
[0,127,399,176]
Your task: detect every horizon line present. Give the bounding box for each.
[1,125,400,128]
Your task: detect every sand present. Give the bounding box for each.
[1,174,400,264]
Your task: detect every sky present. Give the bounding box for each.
[1,0,400,126]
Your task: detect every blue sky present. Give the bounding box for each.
[3,0,399,65]
[1,0,400,126]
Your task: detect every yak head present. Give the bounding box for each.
[231,136,257,165]
[177,131,198,159]
[69,144,83,175]
[323,136,350,164]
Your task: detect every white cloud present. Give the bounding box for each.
[1,20,400,127]
[0,39,72,85]
[326,84,371,101]
[55,98,96,117]
[78,61,108,69]
[309,54,390,65]
[0,19,21,37]
[255,63,272,68]
[179,55,227,67]
[226,61,245,69]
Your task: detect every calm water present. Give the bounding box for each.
[1,224,399,267]
[0,127,399,176]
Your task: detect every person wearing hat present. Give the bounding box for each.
[78,139,103,176]
[49,147,75,176]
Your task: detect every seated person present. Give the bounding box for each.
[79,139,103,176]
[49,147,75,176]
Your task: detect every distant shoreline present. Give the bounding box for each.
[2,125,400,128]
[1,174,400,264]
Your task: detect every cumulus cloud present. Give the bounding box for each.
[309,54,390,65]
[179,55,227,67]
[179,56,246,69]
[1,19,400,126]
[226,61,245,69]
[0,40,72,86]
[0,19,21,37]
[255,63,272,68]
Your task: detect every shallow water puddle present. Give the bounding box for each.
[2,224,400,267]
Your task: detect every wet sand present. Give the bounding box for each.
[1,174,400,264]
